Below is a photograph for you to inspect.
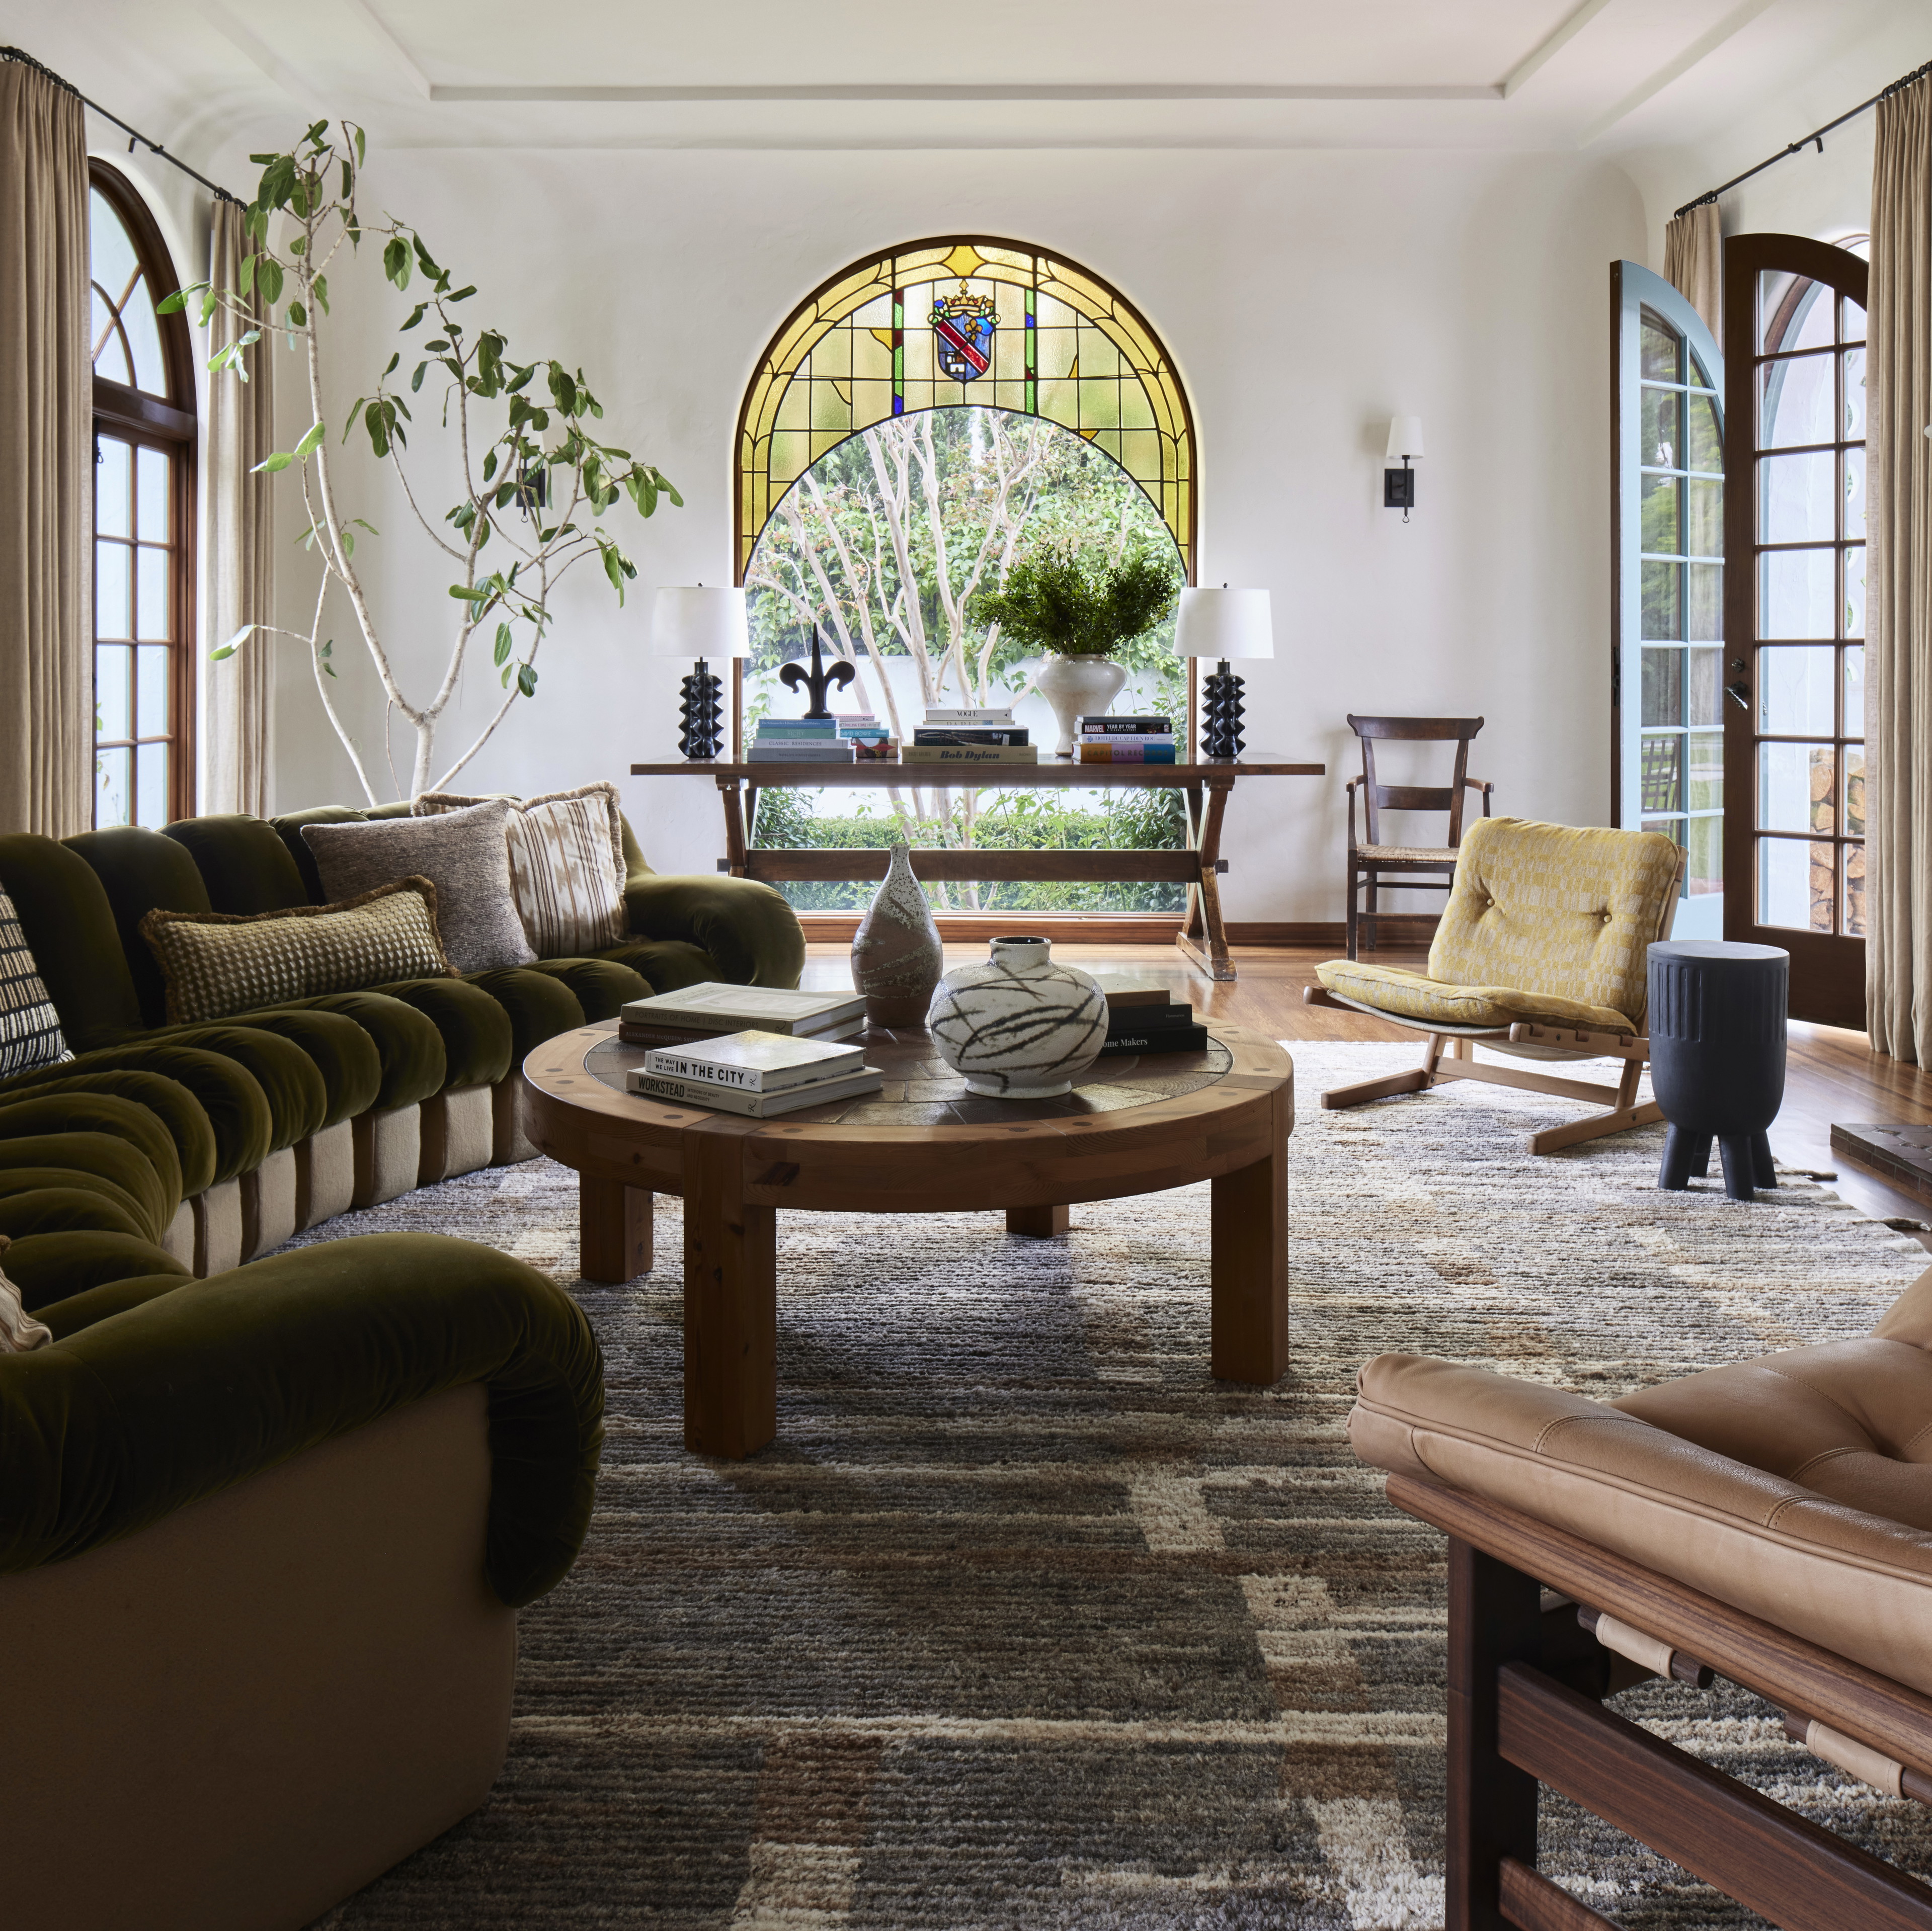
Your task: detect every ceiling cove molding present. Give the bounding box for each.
[1500,0,1616,99]
[424,82,1508,105]
[1577,0,1780,145]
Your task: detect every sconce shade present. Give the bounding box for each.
[1173,587,1274,661]
[1385,416,1425,461]
[650,586,750,658]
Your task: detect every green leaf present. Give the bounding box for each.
[340,159,352,201]
[198,287,217,327]
[294,419,326,459]
[353,125,366,166]
[340,529,354,557]
[449,583,491,602]
[411,361,428,393]
[305,118,329,144]
[324,663,337,678]
[156,286,192,315]
[448,285,476,302]
[601,544,625,594]
[319,638,333,657]
[210,622,256,660]
[382,236,411,288]
[424,339,450,352]
[287,301,306,327]
[501,666,512,689]
[516,662,537,698]
[312,274,330,314]
[363,399,390,460]
[493,623,512,666]
[238,254,257,296]
[382,352,399,377]
[400,302,427,331]
[254,451,295,473]
[258,259,284,305]
[208,646,237,661]
[412,234,443,279]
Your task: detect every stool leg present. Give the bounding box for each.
[1658,1125,1698,1191]
[1753,1131,1778,1189]
[1718,1136,1758,1202]
[1686,1134,1713,1178]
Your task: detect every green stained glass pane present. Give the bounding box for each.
[1687,563,1722,641]
[1641,386,1682,469]
[1687,391,1722,473]
[1640,311,1680,380]
[1641,647,1682,726]
[1641,474,1680,555]
[1642,560,1681,640]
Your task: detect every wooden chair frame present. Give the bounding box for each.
[1307,847,1688,1156]
[1345,714,1494,959]
[1391,1470,1932,1930]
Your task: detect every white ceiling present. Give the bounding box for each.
[2,0,1920,165]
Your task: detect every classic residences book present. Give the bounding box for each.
[619,985,866,1039]
[642,1031,864,1093]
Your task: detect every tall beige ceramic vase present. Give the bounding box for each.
[851,841,944,1029]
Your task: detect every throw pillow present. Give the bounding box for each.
[0,887,72,1080]
[301,799,535,973]
[140,878,456,1026]
[0,1239,50,1353]
[415,782,627,957]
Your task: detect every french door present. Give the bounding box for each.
[1611,263,1725,938]
[1722,235,1868,1028]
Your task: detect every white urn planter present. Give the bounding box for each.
[1034,654,1128,756]
[926,936,1108,1098]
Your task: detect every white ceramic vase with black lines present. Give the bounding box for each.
[926,936,1108,1098]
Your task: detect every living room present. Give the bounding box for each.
[6,2,1932,1925]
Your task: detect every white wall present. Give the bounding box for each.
[250,143,1645,923]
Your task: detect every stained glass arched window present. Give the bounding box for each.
[736,236,1194,579]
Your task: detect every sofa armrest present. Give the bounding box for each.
[0,1232,604,1608]
[625,873,806,988]
[1350,1352,1932,1698]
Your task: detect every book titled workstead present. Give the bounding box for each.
[643,1030,865,1092]
[625,1067,884,1116]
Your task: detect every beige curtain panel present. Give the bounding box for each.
[1663,201,1722,342]
[1867,72,1932,1063]
[0,61,91,838]
[203,199,275,818]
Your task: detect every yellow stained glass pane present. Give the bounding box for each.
[851,378,893,424]
[770,430,810,481]
[1077,381,1123,432]
[1035,329,1078,380]
[854,329,894,381]
[1120,384,1155,432]
[992,380,1027,413]
[810,380,851,434]
[1077,329,1122,379]
[942,242,983,280]
[1117,429,1159,478]
[774,383,812,432]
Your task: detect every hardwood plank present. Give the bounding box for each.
[681,1122,777,1459]
[578,1176,653,1283]
[1498,1662,1932,1929]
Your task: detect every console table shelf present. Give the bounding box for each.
[629,754,1324,980]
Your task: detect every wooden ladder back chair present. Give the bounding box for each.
[1345,714,1493,959]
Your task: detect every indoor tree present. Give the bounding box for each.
[167,120,680,801]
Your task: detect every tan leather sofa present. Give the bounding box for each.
[1349,1263,1932,1928]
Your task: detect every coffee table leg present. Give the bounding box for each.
[683,1132,777,1458]
[580,1176,653,1283]
[1210,1124,1289,1384]
[1006,1204,1069,1237]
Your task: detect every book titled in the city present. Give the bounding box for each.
[643,1029,866,1092]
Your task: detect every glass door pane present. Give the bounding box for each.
[1615,265,1723,937]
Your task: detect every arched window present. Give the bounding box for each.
[89,163,196,828]
[738,237,1194,579]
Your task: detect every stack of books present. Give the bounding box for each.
[748,716,884,763]
[901,706,1037,768]
[625,1028,883,1117]
[618,983,868,1047]
[1076,715,1177,764]
[1092,976,1208,1056]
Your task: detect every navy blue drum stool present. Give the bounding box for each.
[1648,940,1789,1201]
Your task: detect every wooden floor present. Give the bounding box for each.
[802,940,1932,1232]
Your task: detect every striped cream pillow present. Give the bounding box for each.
[414,783,627,958]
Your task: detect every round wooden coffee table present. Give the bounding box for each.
[523,1020,1294,1458]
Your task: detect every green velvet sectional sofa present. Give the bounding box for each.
[3,1231,605,1931]
[0,802,802,1294]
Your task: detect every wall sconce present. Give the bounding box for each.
[1384,416,1424,522]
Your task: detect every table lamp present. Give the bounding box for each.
[650,586,750,761]
[1174,587,1273,759]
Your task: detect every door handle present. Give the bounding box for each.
[1725,682,1750,712]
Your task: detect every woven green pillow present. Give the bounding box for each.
[139,877,456,1026]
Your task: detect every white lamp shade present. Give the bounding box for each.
[1385,415,1425,461]
[650,586,750,658]
[1173,587,1273,661]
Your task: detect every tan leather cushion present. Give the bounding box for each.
[1349,1341,1932,1697]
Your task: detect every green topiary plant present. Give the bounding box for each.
[976,547,1180,658]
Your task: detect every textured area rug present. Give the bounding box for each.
[304,1041,1932,1930]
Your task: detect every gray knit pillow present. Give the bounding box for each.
[301,800,534,972]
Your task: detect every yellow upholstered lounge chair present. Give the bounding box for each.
[1303,815,1685,1155]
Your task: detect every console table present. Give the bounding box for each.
[628,754,1324,980]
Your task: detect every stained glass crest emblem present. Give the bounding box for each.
[931,284,997,382]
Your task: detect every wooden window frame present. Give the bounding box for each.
[90,160,197,828]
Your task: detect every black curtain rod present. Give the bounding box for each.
[1675,55,1931,219]
[0,45,240,204]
